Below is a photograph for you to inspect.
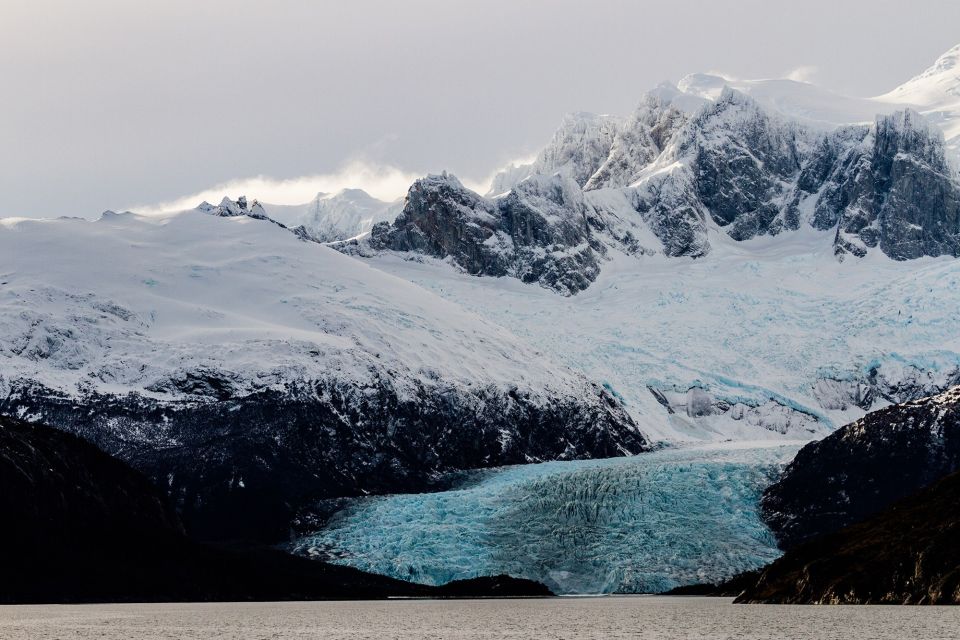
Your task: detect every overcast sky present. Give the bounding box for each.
[3,0,960,218]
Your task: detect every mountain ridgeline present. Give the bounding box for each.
[357,89,960,294]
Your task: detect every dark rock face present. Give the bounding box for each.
[2,376,646,544]
[806,110,960,259]
[370,172,606,295]
[627,171,711,257]
[738,469,960,604]
[761,387,960,550]
[660,570,762,597]
[0,416,553,603]
[680,89,806,240]
[0,414,183,546]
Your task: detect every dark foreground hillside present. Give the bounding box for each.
[0,415,550,603]
[761,387,960,550]
[736,470,960,604]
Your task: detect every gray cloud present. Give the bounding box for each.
[2,0,959,217]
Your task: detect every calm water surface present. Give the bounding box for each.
[1,596,957,639]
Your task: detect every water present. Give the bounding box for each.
[292,443,800,594]
[1,597,957,639]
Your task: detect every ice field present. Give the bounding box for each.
[369,229,960,443]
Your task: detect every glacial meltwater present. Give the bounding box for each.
[292,443,802,594]
[3,598,958,639]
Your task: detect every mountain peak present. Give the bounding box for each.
[927,43,960,75]
[881,43,960,105]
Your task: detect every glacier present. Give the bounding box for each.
[365,232,960,443]
[291,443,800,594]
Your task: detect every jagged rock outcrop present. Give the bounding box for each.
[738,469,960,604]
[761,387,960,549]
[370,172,606,294]
[488,112,621,194]
[585,87,689,190]
[198,195,269,219]
[675,88,808,240]
[806,110,960,259]
[196,195,321,239]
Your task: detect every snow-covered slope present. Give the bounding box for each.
[262,189,401,242]
[676,73,900,130]
[877,44,960,167]
[363,230,960,443]
[0,207,645,541]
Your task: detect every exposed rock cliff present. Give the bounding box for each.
[762,387,960,549]
[739,468,960,604]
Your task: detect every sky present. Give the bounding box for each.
[3,0,960,218]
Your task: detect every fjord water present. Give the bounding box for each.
[293,443,801,594]
[2,598,958,639]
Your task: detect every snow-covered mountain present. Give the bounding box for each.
[262,189,401,242]
[329,44,960,442]
[487,112,621,196]
[365,172,607,295]
[0,207,645,541]
[878,43,960,165]
[414,97,960,287]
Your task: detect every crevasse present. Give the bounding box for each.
[291,443,800,594]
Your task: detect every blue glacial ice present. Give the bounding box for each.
[291,443,801,594]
